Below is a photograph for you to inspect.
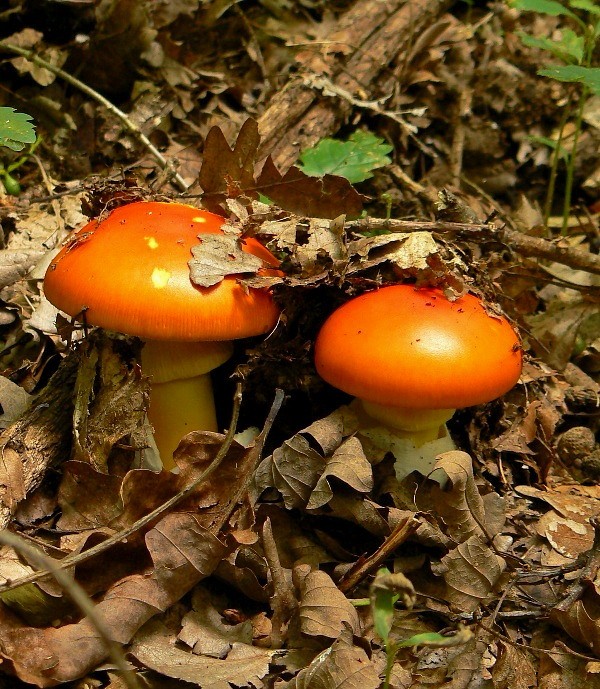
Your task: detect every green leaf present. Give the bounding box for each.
[298,130,392,184]
[371,590,395,643]
[397,632,452,648]
[511,0,578,19]
[0,108,36,152]
[538,65,600,93]
[517,29,584,63]
[568,0,600,16]
[396,628,475,648]
[527,134,570,159]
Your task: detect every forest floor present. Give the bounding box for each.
[0,0,599,687]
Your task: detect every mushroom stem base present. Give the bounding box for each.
[357,400,457,481]
[360,400,455,437]
[147,374,217,470]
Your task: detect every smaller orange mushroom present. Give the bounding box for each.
[44,201,281,469]
[314,285,522,479]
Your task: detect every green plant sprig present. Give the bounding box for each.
[0,135,42,195]
[511,0,600,232]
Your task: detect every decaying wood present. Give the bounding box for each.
[258,0,454,169]
[0,352,78,530]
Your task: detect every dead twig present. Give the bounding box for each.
[347,217,600,276]
[262,516,298,648]
[338,516,419,593]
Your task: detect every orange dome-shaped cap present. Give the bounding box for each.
[44,201,281,341]
[314,285,522,409]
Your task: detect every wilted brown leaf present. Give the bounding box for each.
[198,122,363,219]
[199,119,260,213]
[283,626,380,689]
[57,461,123,530]
[301,407,361,457]
[438,536,506,612]
[307,436,373,510]
[72,336,149,472]
[0,378,30,429]
[254,435,326,510]
[189,234,265,287]
[131,617,275,688]
[492,641,537,689]
[295,566,360,640]
[347,231,443,275]
[179,586,253,658]
[292,217,347,275]
[419,451,506,543]
[257,156,363,219]
[516,486,599,561]
[551,579,600,657]
[0,513,227,686]
[442,633,490,689]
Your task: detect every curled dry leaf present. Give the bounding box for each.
[295,566,360,640]
[254,406,366,511]
[491,641,537,689]
[130,617,276,689]
[282,626,380,689]
[307,436,373,510]
[516,486,599,561]
[347,231,444,275]
[189,234,265,288]
[71,336,149,472]
[301,407,360,456]
[0,426,266,685]
[179,586,253,658]
[437,535,507,613]
[254,434,326,510]
[0,377,30,429]
[550,579,600,657]
[291,217,347,276]
[419,451,506,544]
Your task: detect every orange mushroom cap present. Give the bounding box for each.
[314,285,522,410]
[43,201,281,341]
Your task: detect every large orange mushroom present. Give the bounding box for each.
[314,285,522,479]
[44,201,281,469]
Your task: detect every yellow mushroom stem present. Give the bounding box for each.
[141,339,234,470]
[358,400,457,481]
[359,401,455,444]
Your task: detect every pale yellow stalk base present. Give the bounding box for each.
[358,400,457,480]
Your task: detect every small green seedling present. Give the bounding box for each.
[369,567,472,688]
[298,130,392,184]
[511,0,600,231]
[0,107,36,152]
[0,108,38,195]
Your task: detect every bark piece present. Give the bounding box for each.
[258,0,454,169]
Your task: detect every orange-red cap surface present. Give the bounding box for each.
[44,201,281,341]
[314,285,522,409]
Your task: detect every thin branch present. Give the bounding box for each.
[338,516,419,593]
[0,530,141,689]
[346,217,600,276]
[0,41,188,192]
